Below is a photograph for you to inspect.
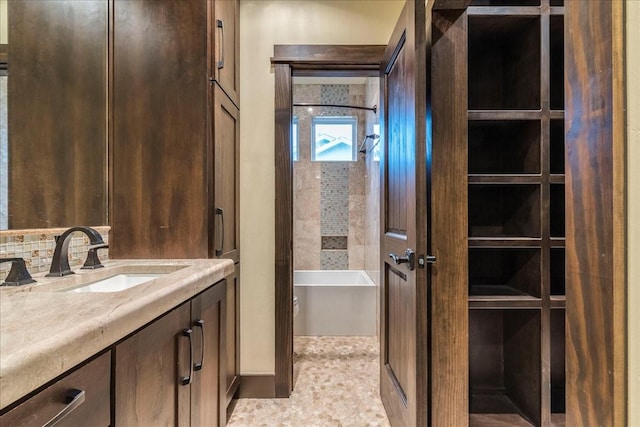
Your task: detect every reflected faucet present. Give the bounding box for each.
[46,227,108,277]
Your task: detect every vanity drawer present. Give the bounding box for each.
[0,352,110,427]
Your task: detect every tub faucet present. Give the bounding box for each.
[0,258,36,286]
[46,227,107,277]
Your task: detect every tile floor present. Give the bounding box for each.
[227,336,390,427]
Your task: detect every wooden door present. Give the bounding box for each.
[114,303,191,427]
[379,2,429,426]
[211,84,240,262]
[211,0,239,106]
[191,282,226,427]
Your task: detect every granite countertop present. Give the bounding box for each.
[0,258,235,409]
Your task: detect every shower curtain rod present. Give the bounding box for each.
[293,102,377,113]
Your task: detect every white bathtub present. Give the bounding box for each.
[294,270,376,336]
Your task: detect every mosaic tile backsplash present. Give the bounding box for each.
[0,227,110,277]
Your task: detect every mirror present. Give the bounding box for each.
[0,0,108,230]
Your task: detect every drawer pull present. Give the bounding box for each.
[215,207,224,256]
[181,328,194,386]
[42,389,85,427]
[194,319,205,371]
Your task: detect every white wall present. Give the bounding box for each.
[626,0,639,422]
[0,0,7,44]
[239,0,404,374]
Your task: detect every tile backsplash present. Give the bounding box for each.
[0,227,110,276]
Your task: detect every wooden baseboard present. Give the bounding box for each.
[237,375,276,398]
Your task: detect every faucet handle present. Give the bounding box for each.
[82,244,109,270]
[1,258,37,286]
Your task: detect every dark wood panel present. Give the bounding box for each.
[237,375,276,398]
[212,84,240,262]
[191,281,226,427]
[212,0,239,106]
[0,352,110,427]
[564,1,626,426]
[7,0,107,229]
[431,8,469,426]
[225,264,241,404]
[273,63,293,398]
[111,0,208,258]
[273,45,385,65]
[114,303,191,427]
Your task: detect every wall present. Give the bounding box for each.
[293,83,367,271]
[627,0,639,422]
[239,0,404,374]
[0,0,7,44]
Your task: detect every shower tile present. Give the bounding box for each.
[320,250,348,270]
[294,220,321,270]
[349,245,366,270]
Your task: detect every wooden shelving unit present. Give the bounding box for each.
[466,1,565,425]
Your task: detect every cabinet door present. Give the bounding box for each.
[211,0,239,106]
[0,352,110,427]
[115,303,191,427]
[225,264,241,405]
[191,281,226,427]
[212,84,240,262]
[111,0,209,258]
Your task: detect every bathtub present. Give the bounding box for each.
[294,270,376,336]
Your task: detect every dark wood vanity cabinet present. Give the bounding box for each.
[115,281,227,427]
[0,352,111,427]
[110,0,240,261]
[110,1,241,408]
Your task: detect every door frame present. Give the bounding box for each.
[271,44,385,397]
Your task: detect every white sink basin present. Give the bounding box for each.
[65,273,167,293]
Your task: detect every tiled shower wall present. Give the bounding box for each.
[0,227,110,277]
[293,83,366,271]
[364,77,381,286]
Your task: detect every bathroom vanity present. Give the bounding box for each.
[0,259,234,426]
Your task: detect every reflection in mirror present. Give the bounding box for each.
[1,0,108,230]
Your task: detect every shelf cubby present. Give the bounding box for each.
[469,184,541,238]
[469,121,541,174]
[550,120,565,175]
[550,184,565,237]
[469,16,541,110]
[551,309,566,415]
[469,0,540,6]
[469,309,541,426]
[469,248,541,298]
[550,248,565,296]
[550,15,565,110]
[550,0,564,7]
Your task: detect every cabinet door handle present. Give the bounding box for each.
[42,389,85,427]
[215,207,224,256]
[194,319,205,371]
[180,328,194,386]
[216,19,225,69]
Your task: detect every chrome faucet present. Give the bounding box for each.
[46,227,108,277]
[0,258,36,286]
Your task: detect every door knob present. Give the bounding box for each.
[389,249,415,270]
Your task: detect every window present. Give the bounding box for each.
[311,116,357,162]
[292,116,299,161]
